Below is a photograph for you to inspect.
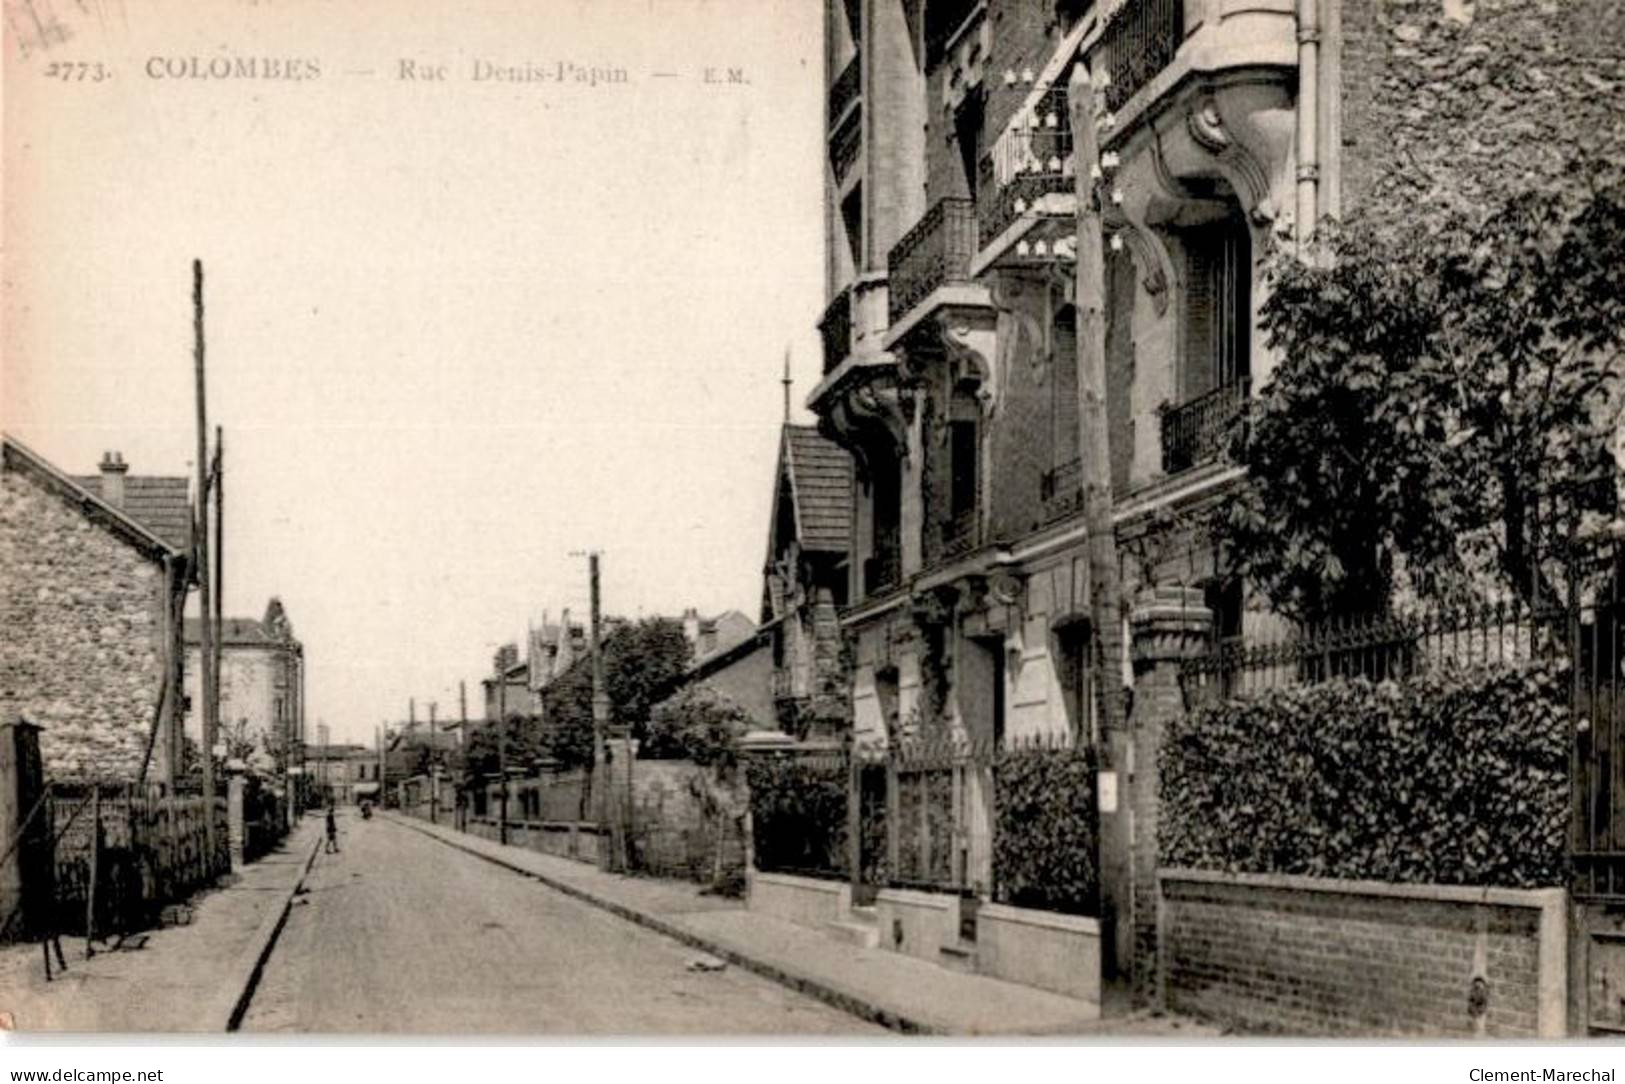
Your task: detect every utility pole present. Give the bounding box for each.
[212,425,224,767]
[376,724,385,810]
[458,680,468,748]
[495,650,508,845]
[781,346,792,424]
[192,259,218,859]
[1068,62,1132,1015]
[586,552,622,871]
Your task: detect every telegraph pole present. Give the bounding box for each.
[192,260,218,859]
[1069,62,1132,1015]
[495,651,509,845]
[212,425,224,760]
[587,552,621,871]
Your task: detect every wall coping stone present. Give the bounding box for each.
[754,870,847,894]
[876,886,959,911]
[978,901,1101,936]
[1160,866,1565,911]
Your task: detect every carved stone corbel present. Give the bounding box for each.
[934,307,1000,418]
[819,375,911,480]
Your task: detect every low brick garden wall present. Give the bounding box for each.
[1159,869,1566,1037]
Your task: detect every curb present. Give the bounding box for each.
[210,819,324,1032]
[385,812,937,1035]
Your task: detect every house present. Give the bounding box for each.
[0,440,193,787]
[762,424,853,738]
[680,608,756,664]
[804,0,1625,1014]
[383,723,461,802]
[481,642,531,722]
[304,742,381,806]
[181,598,305,776]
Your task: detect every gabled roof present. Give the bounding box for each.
[776,425,852,555]
[72,474,192,550]
[184,616,296,647]
[2,434,189,562]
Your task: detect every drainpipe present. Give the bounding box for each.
[1295,0,1321,250]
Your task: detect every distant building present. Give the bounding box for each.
[762,424,852,739]
[182,598,305,775]
[680,608,757,664]
[1,439,193,787]
[304,742,380,806]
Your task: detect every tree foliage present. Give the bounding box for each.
[541,617,693,768]
[460,714,541,787]
[1218,174,1625,623]
[642,686,749,769]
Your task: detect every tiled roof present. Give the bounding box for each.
[183,616,290,647]
[74,474,192,550]
[783,425,852,553]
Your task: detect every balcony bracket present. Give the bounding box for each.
[820,376,912,482]
[932,307,1000,419]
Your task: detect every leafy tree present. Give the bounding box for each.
[604,618,693,742]
[460,713,542,788]
[541,617,693,768]
[643,686,750,768]
[1217,175,1624,623]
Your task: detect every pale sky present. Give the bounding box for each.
[3,0,826,744]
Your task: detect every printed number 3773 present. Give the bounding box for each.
[44,61,109,82]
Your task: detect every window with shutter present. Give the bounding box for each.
[1180,211,1251,402]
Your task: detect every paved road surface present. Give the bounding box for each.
[240,810,880,1035]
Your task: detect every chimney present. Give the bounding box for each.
[99,451,129,510]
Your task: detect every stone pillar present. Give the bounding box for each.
[0,721,47,937]
[603,734,635,872]
[1128,585,1212,1008]
[226,762,246,872]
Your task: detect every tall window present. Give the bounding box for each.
[949,418,978,521]
[1181,209,1252,401]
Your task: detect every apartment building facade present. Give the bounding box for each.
[807,0,1625,894]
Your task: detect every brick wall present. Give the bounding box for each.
[1339,0,1625,226]
[1160,870,1565,1037]
[0,465,175,783]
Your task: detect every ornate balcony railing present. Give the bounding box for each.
[1160,380,1248,475]
[1039,457,1085,523]
[979,82,1073,247]
[1100,0,1185,114]
[819,286,853,374]
[829,54,861,129]
[940,507,980,559]
[863,541,901,597]
[888,198,978,323]
[830,109,862,182]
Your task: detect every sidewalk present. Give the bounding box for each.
[389,812,1216,1037]
[0,815,323,1033]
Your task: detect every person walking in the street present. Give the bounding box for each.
[324,805,339,854]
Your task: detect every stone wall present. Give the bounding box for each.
[629,757,745,886]
[1161,869,1566,1037]
[1339,0,1625,226]
[0,465,176,784]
